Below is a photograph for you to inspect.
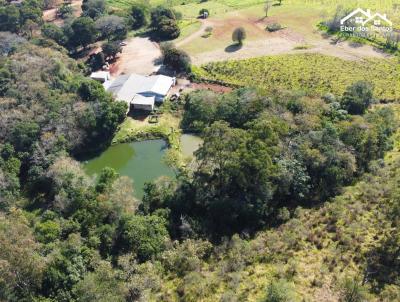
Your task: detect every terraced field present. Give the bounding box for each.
[193,53,400,101]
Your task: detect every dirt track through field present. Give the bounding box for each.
[176,17,391,65]
[189,36,391,65]
[176,19,215,48]
[43,0,82,26]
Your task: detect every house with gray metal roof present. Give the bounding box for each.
[103,73,176,112]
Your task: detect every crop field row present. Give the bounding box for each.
[193,53,400,101]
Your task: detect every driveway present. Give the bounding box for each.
[109,37,162,76]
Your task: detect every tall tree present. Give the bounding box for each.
[81,0,106,19]
[102,40,122,60]
[95,15,127,41]
[264,0,273,17]
[232,27,246,45]
[70,17,97,49]
[130,3,148,29]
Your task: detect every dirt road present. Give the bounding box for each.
[43,0,82,26]
[175,16,391,65]
[189,35,391,65]
[176,19,215,48]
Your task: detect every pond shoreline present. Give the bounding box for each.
[110,112,204,167]
[83,139,174,199]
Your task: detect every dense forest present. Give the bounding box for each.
[1,0,400,301]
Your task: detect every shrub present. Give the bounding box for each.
[338,277,370,302]
[202,26,213,38]
[324,6,352,32]
[263,279,296,302]
[57,4,73,19]
[199,8,209,18]
[266,23,282,32]
[341,81,374,115]
[35,220,61,244]
[42,23,68,45]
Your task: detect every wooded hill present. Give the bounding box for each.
[1,29,400,302]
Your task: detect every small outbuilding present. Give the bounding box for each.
[90,71,111,83]
[132,95,155,111]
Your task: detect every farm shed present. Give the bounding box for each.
[103,73,175,112]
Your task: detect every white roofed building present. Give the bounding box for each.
[131,95,155,111]
[90,71,111,83]
[103,73,176,112]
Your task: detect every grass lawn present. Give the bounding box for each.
[112,112,181,145]
[173,19,202,42]
[174,1,233,18]
[113,111,190,167]
[108,0,400,27]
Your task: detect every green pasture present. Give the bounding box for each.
[107,0,399,54]
[175,19,202,41]
[108,0,400,18]
[177,3,325,55]
[174,1,233,18]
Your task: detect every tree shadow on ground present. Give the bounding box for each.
[153,56,163,65]
[225,43,243,53]
[128,110,150,121]
[348,41,365,48]
[69,45,97,60]
[330,35,347,45]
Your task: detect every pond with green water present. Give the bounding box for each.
[83,140,174,199]
[180,134,203,157]
[83,135,203,199]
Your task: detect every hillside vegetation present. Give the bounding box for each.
[193,54,400,102]
[142,106,400,301]
[2,34,399,299]
[1,1,400,301]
